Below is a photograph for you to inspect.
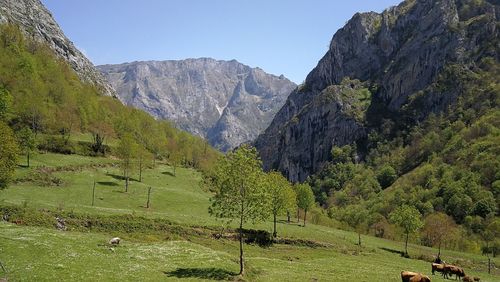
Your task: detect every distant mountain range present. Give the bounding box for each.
[98,59,296,151]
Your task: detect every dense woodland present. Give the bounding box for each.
[0,24,219,190]
[308,57,500,254]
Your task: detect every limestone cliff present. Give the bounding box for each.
[255,0,499,182]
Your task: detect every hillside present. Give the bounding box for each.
[0,0,114,96]
[255,0,499,255]
[1,152,498,281]
[98,59,296,151]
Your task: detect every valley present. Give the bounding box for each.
[1,151,498,281]
[0,0,498,281]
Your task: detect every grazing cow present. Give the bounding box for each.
[443,265,465,280]
[109,237,121,245]
[431,263,445,275]
[401,271,431,282]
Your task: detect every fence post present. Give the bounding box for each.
[146,187,152,208]
[92,180,96,206]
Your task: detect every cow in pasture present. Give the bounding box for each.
[401,271,431,282]
[431,263,445,275]
[443,264,465,280]
[109,237,121,245]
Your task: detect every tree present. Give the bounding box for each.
[341,205,369,246]
[136,144,152,182]
[422,212,456,258]
[17,127,36,167]
[204,145,270,276]
[0,122,19,189]
[377,164,397,189]
[296,183,315,227]
[117,133,138,192]
[170,150,183,177]
[0,86,12,121]
[390,205,423,256]
[264,171,296,237]
[331,144,354,164]
[482,218,500,274]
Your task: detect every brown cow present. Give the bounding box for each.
[431,263,445,275]
[443,265,465,280]
[401,271,431,282]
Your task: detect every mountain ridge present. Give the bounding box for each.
[255,0,499,182]
[98,58,296,151]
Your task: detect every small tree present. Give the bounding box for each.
[17,127,36,167]
[342,205,368,246]
[482,218,500,274]
[422,212,456,258]
[296,183,315,227]
[377,164,397,189]
[137,145,152,182]
[390,205,423,256]
[170,151,183,176]
[264,171,296,237]
[204,145,270,276]
[117,134,138,192]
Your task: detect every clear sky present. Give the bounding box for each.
[41,0,402,84]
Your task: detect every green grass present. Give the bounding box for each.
[0,152,499,281]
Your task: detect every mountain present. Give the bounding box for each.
[0,0,115,96]
[98,59,296,151]
[255,0,499,182]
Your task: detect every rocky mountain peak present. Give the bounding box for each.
[255,0,499,182]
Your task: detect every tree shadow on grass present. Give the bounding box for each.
[162,171,175,177]
[379,247,405,256]
[96,181,119,186]
[163,268,236,280]
[106,173,138,182]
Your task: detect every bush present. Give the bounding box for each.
[38,136,75,154]
[238,228,273,247]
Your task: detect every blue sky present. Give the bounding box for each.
[42,0,401,84]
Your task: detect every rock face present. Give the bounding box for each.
[98,58,296,151]
[0,0,115,96]
[255,0,499,182]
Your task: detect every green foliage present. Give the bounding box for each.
[16,126,36,166]
[339,204,369,245]
[0,85,12,120]
[295,183,314,212]
[206,145,270,225]
[264,171,296,236]
[265,171,296,217]
[390,205,423,254]
[0,121,19,189]
[330,144,354,164]
[377,164,397,189]
[311,58,500,251]
[295,183,315,226]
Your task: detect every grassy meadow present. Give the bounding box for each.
[0,152,498,281]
